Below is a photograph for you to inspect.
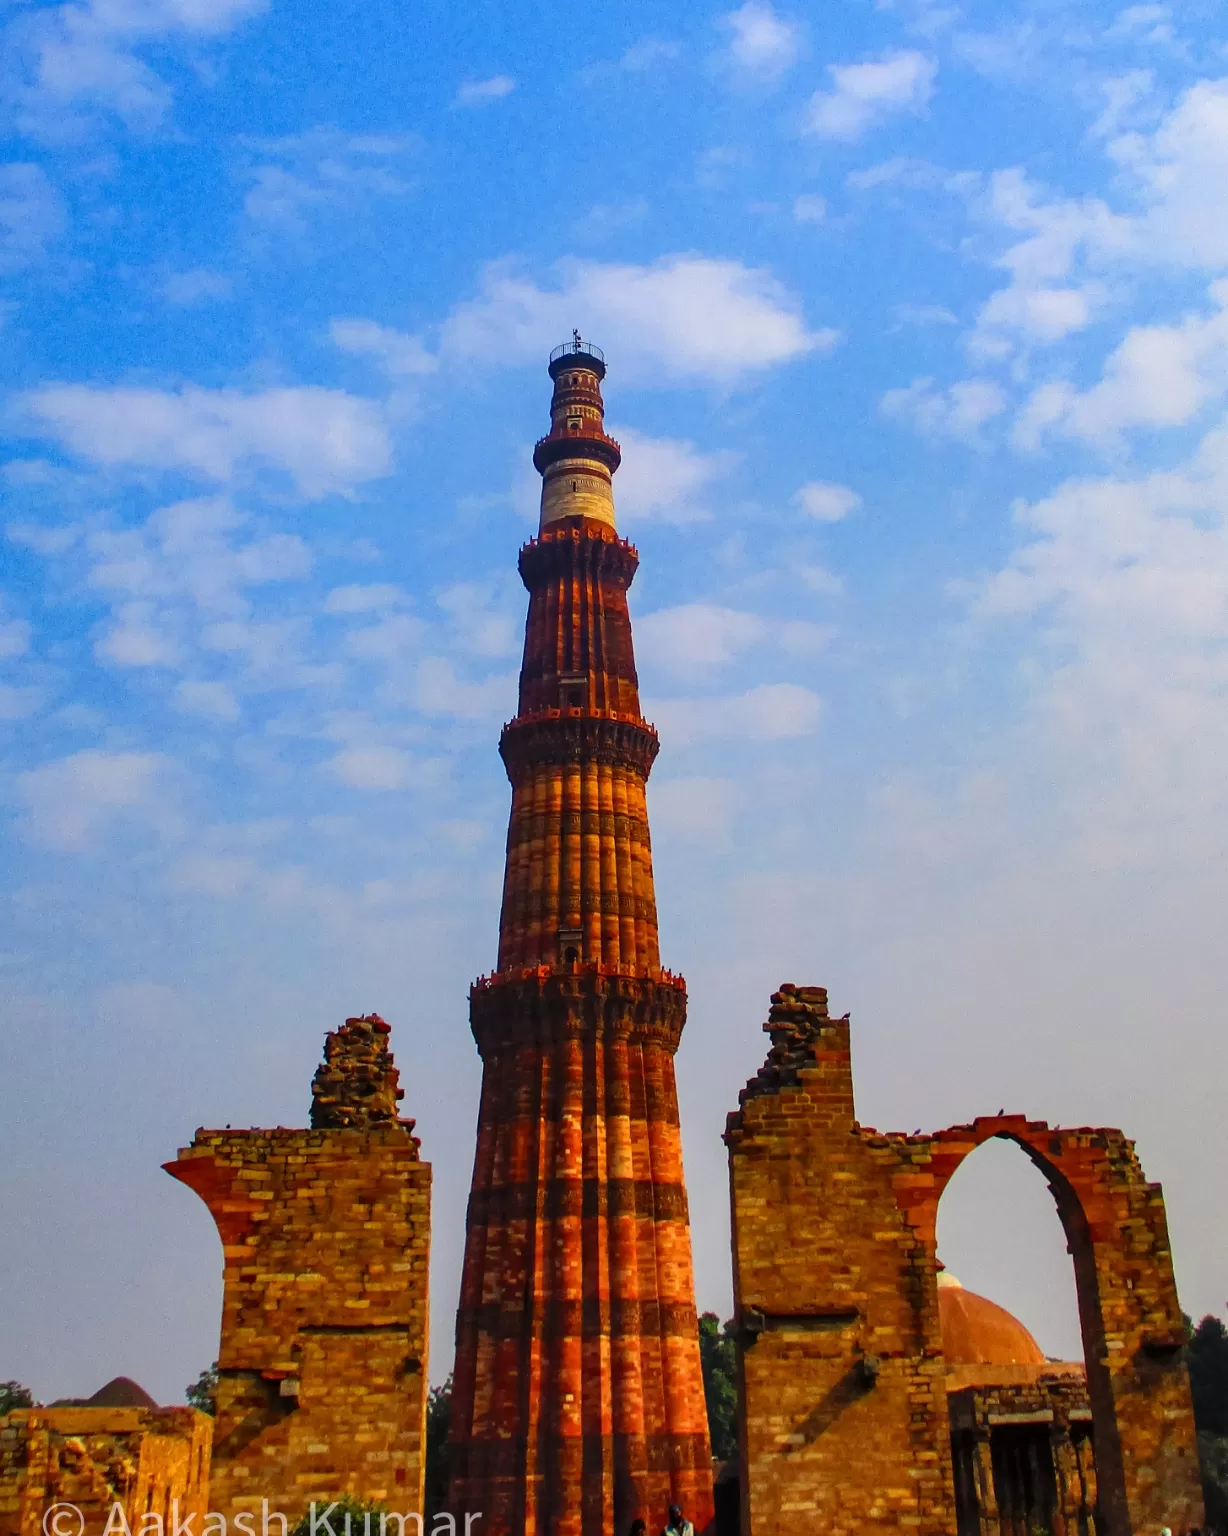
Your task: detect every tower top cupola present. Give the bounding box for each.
[533,333,622,531]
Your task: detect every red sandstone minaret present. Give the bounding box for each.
[449,340,714,1536]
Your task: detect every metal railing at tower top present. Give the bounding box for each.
[549,339,604,366]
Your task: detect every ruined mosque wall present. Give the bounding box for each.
[725,983,1204,1536]
[165,1015,430,1525]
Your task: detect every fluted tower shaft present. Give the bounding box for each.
[449,343,714,1536]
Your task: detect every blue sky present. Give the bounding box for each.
[3,0,1228,1403]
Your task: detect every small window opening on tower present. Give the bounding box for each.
[559,673,586,709]
[569,417,582,431]
[572,480,578,492]
[564,946,579,966]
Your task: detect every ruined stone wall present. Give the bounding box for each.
[725,983,1204,1536]
[0,1406,212,1536]
[725,986,954,1536]
[166,1015,430,1525]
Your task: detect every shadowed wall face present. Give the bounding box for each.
[0,1406,212,1536]
[449,348,714,1536]
[725,983,1205,1536]
[165,1016,431,1524]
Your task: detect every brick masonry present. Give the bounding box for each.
[725,983,1204,1536]
[0,1406,212,1536]
[165,1015,430,1524]
[449,347,713,1536]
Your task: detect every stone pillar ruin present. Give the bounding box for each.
[166,1014,430,1524]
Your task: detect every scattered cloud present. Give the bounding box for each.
[174,680,240,721]
[650,682,822,745]
[442,255,836,382]
[324,584,407,615]
[719,2,800,82]
[4,0,267,138]
[893,303,960,328]
[240,128,416,231]
[0,165,68,272]
[159,269,232,306]
[972,413,1228,859]
[804,51,937,141]
[794,481,860,521]
[617,39,682,72]
[329,745,416,791]
[792,193,826,224]
[0,617,32,660]
[1015,280,1228,449]
[609,428,737,522]
[881,376,1007,441]
[329,318,437,376]
[639,604,830,676]
[650,776,739,843]
[453,76,516,108]
[1104,4,1177,46]
[16,748,178,852]
[23,383,392,497]
[639,604,766,669]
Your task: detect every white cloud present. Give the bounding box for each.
[413,656,512,720]
[174,680,240,720]
[794,480,860,521]
[720,2,799,81]
[971,415,1228,859]
[650,682,821,745]
[453,76,516,108]
[1016,281,1228,449]
[638,604,766,669]
[974,283,1099,350]
[329,745,415,791]
[159,269,232,306]
[881,376,1007,440]
[5,0,267,136]
[24,383,392,497]
[96,600,182,666]
[0,618,32,659]
[1111,78,1228,270]
[804,51,936,141]
[650,776,738,843]
[0,165,67,272]
[324,583,406,615]
[639,603,829,676]
[617,39,682,72]
[343,613,424,663]
[17,748,176,851]
[0,684,42,719]
[894,303,960,328]
[241,129,415,230]
[610,428,737,522]
[329,318,437,376]
[442,255,835,382]
[1104,4,1176,45]
[792,193,826,224]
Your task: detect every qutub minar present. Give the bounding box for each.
[448,337,715,1536]
[0,339,1206,1536]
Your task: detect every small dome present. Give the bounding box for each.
[86,1377,158,1408]
[937,1275,1047,1367]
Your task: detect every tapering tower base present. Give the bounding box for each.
[452,967,712,1536]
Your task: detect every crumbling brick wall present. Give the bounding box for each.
[725,983,1204,1536]
[166,1015,430,1524]
[0,1406,211,1536]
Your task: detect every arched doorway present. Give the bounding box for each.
[935,1136,1094,1536]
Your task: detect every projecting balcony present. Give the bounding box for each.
[548,338,606,379]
